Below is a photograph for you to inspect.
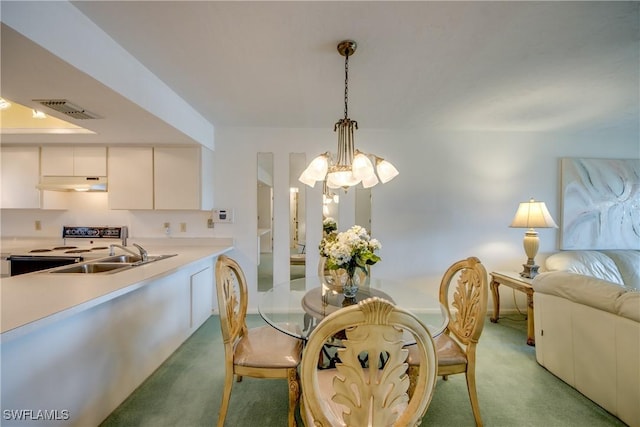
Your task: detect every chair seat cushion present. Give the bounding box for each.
[234,325,302,368]
[406,334,467,366]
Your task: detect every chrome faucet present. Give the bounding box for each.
[132,243,148,262]
[109,243,148,262]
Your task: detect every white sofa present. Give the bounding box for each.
[532,250,640,427]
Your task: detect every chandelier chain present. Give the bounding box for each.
[344,52,349,119]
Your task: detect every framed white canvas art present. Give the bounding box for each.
[561,158,640,250]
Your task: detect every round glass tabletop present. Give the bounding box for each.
[258,276,449,343]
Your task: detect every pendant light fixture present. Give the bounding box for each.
[299,40,398,190]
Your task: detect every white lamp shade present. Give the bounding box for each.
[361,172,379,188]
[299,154,330,186]
[298,169,318,187]
[376,159,399,183]
[352,152,375,180]
[510,199,558,229]
[303,155,329,180]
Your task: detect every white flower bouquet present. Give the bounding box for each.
[319,225,381,278]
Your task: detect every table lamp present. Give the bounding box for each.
[510,198,558,278]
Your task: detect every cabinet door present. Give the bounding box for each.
[108,147,153,209]
[74,147,107,176]
[41,147,73,176]
[190,266,213,329]
[154,147,201,210]
[41,146,106,176]
[1,147,41,209]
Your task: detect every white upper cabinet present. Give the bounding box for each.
[41,146,106,176]
[107,147,154,210]
[0,147,41,209]
[154,146,214,210]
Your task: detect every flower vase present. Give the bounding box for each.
[342,271,359,299]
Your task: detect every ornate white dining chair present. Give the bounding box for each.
[215,255,302,427]
[407,256,488,427]
[300,297,438,426]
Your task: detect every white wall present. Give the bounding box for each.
[213,125,639,310]
[1,124,638,312]
[0,192,232,241]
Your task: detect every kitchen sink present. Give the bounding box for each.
[49,262,133,274]
[99,255,142,263]
[98,254,177,264]
[47,254,177,274]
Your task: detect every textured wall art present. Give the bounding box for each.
[561,158,640,250]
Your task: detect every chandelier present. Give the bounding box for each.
[299,40,398,190]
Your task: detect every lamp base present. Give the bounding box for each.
[520,263,539,279]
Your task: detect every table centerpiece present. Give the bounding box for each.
[319,224,381,298]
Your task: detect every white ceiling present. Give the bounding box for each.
[1,1,638,146]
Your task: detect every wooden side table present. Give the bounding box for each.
[489,271,535,346]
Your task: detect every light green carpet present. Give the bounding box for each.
[100,314,624,427]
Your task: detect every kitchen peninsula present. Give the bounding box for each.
[1,238,233,427]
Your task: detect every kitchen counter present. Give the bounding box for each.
[2,237,234,426]
[1,238,233,342]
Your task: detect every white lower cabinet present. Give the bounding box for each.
[1,257,217,427]
[190,265,214,328]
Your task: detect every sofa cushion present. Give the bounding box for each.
[533,271,627,316]
[602,250,640,290]
[615,291,640,322]
[545,251,624,286]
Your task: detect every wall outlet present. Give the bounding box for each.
[180,222,187,232]
[35,220,42,231]
[207,218,214,229]
[163,222,170,235]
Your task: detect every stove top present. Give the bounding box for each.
[14,226,128,258]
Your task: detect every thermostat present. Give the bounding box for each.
[213,209,233,223]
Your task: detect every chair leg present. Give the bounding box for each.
[217,367,234,427]
[465,369,483,427]
[286,368,299,427]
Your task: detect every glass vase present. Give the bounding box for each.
[342,271,359,299]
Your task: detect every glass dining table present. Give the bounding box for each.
[258,276,449,344]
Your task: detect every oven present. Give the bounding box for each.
[8,255,83,276]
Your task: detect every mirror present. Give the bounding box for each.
[289,153,306,280]
[257,153,274,291]
[355,187,372,234]
[322,181,340,229]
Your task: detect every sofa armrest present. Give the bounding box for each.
[533,271,627,315]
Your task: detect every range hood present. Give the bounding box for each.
[36,176,107,192]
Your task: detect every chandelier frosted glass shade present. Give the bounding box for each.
[298,39,398,191]
[376,158,400,184]
[298,154,329,187]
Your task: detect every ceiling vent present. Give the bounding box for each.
[33,99,100,120]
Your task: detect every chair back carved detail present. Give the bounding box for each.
[216,255,248,347]
[440,257,488,346]
[301,297,437,427]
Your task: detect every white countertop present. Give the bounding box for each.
[1,238,233,342]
